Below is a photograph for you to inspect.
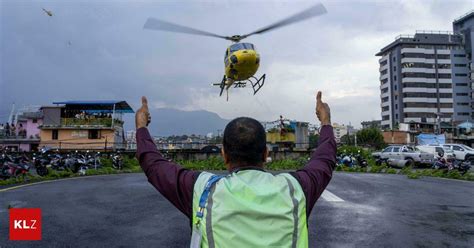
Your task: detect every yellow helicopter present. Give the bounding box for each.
[144,3,327,100]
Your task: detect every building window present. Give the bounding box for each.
[395,114,398,119]
[404,102,452,108]
[456,83,468,87]
[437,54,450,59]
[457,102,469,106]
[380,60,388,66]
[52,130,58,140]
[454,64,467,67]
[393,66,397,72]
[395,95,398,100]
[453,54,466,57]
[438,74,451,79]
[394,75,397,81]
[403,92,452,98]
[395,104,398,110]
[394,85,397,90]
[403,82,451,88]
[437,64,451,69]
[458,113,470,116]
[393,57,396,62]
[88,130,100,139]
[381,69,388,75]
[455,73,468,77]
[32,118,38,123]
[456,93,469,96]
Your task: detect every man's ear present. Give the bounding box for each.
[262,147,269,162]
[221,148,229,164]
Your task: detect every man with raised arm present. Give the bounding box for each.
[135,91,336,247]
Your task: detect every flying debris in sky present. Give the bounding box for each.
[42,8,53,17]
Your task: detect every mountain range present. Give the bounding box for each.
[124,108,229,136]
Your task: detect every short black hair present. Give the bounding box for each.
[223,117,267,165]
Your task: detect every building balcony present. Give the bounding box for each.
[40,118,124,129]
[436,49,451,55]
[401,57,435,64]
[402,87,437,93]
[401,48,435,54]
[402,77,436,83]
[0,134,40,143]
[401,68,436,73]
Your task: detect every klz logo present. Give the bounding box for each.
[9,208,42,240]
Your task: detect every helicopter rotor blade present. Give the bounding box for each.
[240,3,327,40]
[144,17,230,40]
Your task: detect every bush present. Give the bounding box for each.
[407,173,420,179]
[386,168,397,174]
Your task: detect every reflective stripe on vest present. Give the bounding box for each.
[191,170,308,248]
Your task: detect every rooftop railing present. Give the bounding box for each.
[41,118,124,128]
[454,10,474,23]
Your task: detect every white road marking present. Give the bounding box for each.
[321,190,344,202]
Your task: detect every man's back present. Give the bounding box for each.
[192,170,308,247]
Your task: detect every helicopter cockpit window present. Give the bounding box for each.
[242,43,255,50]
[230,43,245,52]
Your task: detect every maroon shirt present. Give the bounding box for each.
[136,125,336,219]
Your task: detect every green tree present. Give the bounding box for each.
[356,128,385,149]
[341,134,355,145]
[309,133,319,149]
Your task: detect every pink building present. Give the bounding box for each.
[0,111,42,152]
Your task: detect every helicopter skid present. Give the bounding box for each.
[212,74,266,98]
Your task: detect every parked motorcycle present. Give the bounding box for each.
[0,153,30,179]
[452,160,471,175]
[112,152,123,170]
[32,153,50,177]
[355,150,368,168]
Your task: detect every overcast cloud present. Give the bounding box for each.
[1,0,473,130]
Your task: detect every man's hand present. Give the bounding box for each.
[136,96,151,130]
[316,91,331,126]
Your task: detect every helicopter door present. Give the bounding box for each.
[224,49,229,61]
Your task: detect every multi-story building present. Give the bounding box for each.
[453,11,474,118]
[332,123,348,143]
[377,11,474,130]
[39,101,134,151]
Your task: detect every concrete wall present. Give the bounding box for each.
[40,129,117,150]
[383,130,411,144]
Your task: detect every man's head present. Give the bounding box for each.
[222,117,268,169]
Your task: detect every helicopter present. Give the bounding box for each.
[143,3,327,100]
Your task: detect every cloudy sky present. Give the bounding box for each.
[1,0,472,130]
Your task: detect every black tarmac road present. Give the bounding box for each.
[0,172,473,247]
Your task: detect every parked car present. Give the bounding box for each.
[416,145,454,160]
[442,144,474,161]
[372,145,433,167]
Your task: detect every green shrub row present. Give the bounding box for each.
[2,155,473,187]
